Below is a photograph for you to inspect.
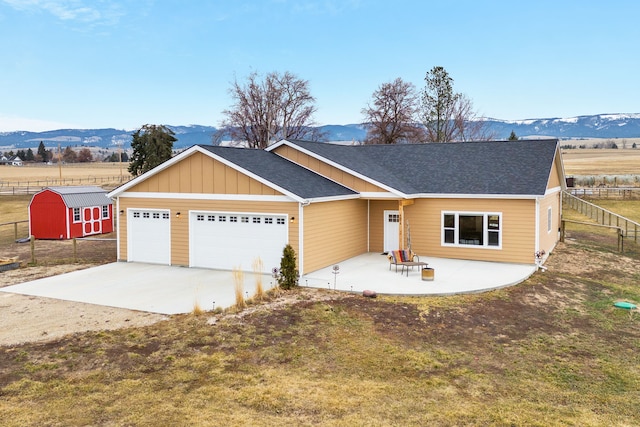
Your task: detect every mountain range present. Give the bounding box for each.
[1,113,639,151]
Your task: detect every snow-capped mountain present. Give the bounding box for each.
[1,114,639,151]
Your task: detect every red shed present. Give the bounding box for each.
[29,186,114,239]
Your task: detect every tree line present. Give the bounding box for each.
[3,141,129,164]
[128,66,510,176]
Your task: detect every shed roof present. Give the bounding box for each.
[278,139,560,196]
[44,186,111,208]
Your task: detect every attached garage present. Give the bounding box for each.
[189,211,288,272]
[127,209,171,265]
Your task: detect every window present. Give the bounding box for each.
[230,216,238,223]
[277,218,285,225]
[153,212,160,219]
[442,212,501,248]
[197,214,204,221]
[133,211,140,218]
[547,207,552,233]
[143,212,150,219]
[73,207,81,222]
[218,215,226,222]
[163,213,170,219]
[252,217,261,224]
[388,213,400,222]
[102,205,109,219]
[264,217,273,224]
[241,216,249,223]
[207,215,215,221]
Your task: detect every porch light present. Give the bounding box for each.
[176,212,181,218]
[290,216,295,223]
[119,210,124,215]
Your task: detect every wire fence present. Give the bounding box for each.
[0,175,130,195]
[569,187,640,200]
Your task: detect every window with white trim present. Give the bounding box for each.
[73,207,81,222]
[102,205,109,219]
[547,207,552,233]
[442,212,501,248]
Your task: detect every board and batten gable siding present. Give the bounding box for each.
[117,198,299,267]
[405,198,537,264]
[368,200,402,252]
[129,151,280,196]
[273,145,387,193]
[302,199,368,274]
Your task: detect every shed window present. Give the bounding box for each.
[73,208,81,222]
[441,212,501,248]
[102,205,109,219]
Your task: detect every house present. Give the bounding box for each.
[29,186,114,239]
[107,139,565,276]
[0,155,23,166]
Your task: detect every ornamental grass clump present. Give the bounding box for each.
[252,257,264,301]
[233,267,245,310]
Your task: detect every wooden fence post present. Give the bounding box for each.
[73,238,77,262]
[30,235,36,264]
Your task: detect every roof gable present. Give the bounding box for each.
[41,186,111,208]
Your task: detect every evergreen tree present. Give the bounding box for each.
[508,130,518,141]
[37,141,48,162]
[26,148,35,161]
[277,244,299,290]
[128,124,176,176]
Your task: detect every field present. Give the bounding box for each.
[0,162,130,182]
[1,149,640,425]
[561,148,640,176]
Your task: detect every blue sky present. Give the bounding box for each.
[0,0,638,132]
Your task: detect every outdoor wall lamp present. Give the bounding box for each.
[176,212,181,218]
[290,216,295,223]
[119,210,124,215]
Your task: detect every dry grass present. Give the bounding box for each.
[0,163,130,182]
[252,257,265,301]
[233,267,245,311]
[562,148,640,176]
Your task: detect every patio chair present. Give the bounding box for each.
[387,249,421,272]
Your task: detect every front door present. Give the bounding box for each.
[383,210,400,253]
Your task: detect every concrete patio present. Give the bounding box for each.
[0,253,538,315]
[302,252,538,296]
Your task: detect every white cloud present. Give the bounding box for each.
[1,0,122,24]
[0,114,79,132]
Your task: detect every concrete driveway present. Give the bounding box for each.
[0,262,277,315]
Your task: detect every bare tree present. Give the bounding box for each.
[452,94,496,142]
[217,71,322,149]
[361,78,425,144]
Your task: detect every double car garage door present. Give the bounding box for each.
[127,209,288,272]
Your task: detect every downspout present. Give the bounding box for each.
[367,200,370,252]
[298,201,305,275]
[534,197,541,261]
[115,198,121,261]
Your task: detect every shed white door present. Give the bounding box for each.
[383,210,400,253]
[190,212,288,273]
[127,209,171,264]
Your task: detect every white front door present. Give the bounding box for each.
[383,210,400,253]
[189,211,288,273]
[127,209,171,264]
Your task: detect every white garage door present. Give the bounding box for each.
[190,211,288,273]
[127,209,171,264]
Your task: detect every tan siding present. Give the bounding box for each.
[273,145,387,193]
[127,152,282,196]
[547,155,562,189]
[538,192,561,254]
[117,197,298,267]
[368,200,401,252]
[404,198,537,264]
[302,199,368,273]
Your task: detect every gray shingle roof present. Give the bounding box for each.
[46,186,111,208]
[198,145,358,199]
[283,139,559,196]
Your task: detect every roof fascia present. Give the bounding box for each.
[108,145,306,203]
[406,193,541,200]
[270,139,405,196]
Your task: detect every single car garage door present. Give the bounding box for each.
[127,209,171,264]
[190,211,288,273]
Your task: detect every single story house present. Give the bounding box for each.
[29,186,114,239]
[0,155,23,166]
[107,139,565,276]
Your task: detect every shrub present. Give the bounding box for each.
[278,244,299,290]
